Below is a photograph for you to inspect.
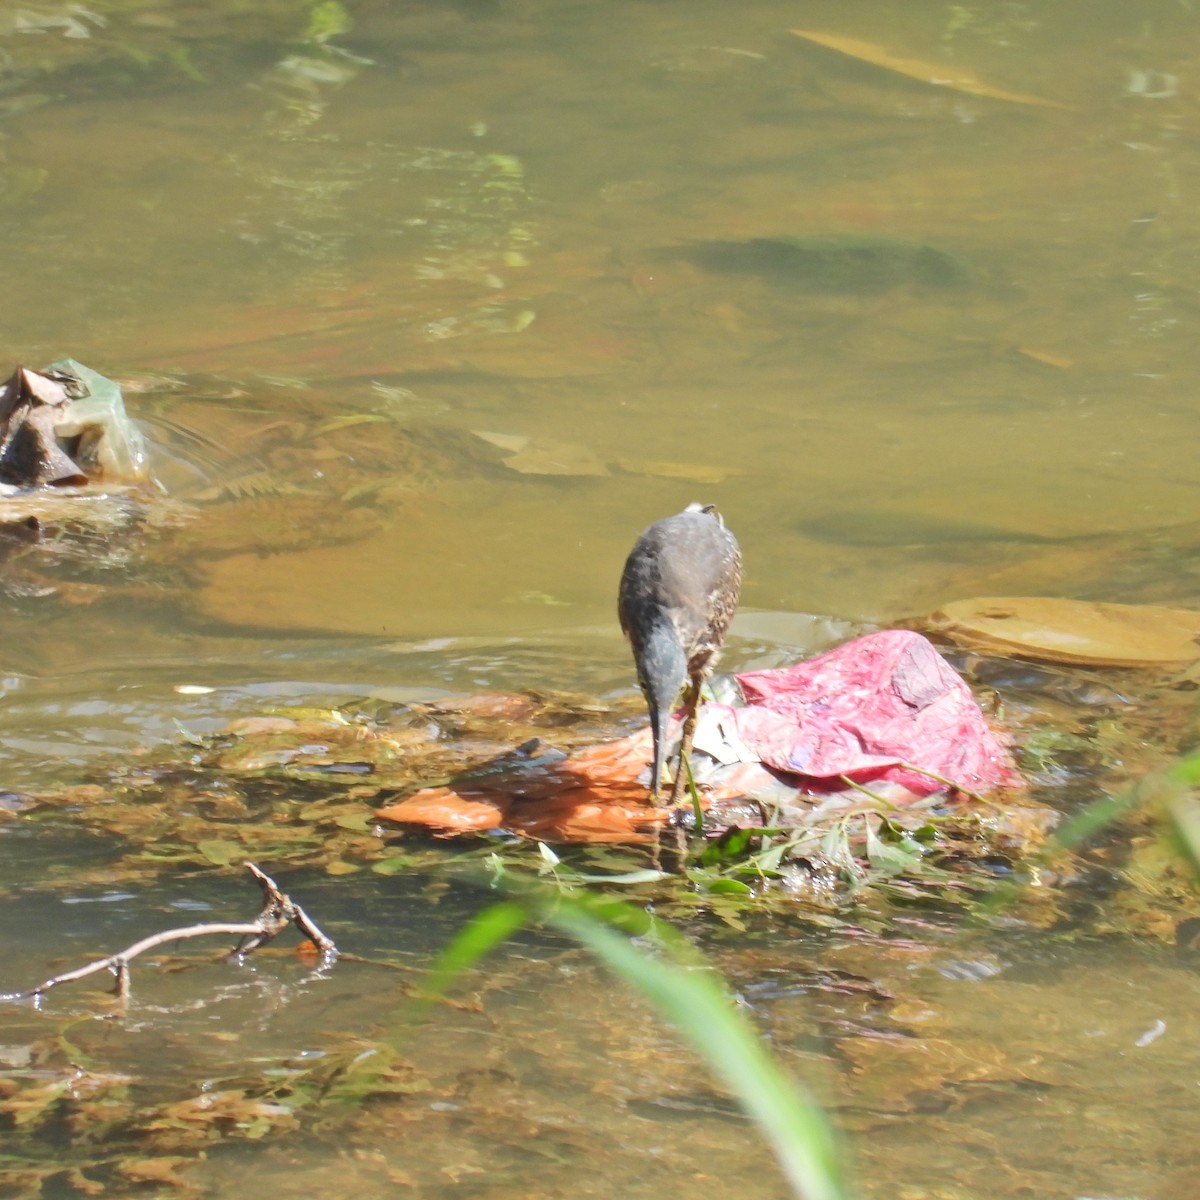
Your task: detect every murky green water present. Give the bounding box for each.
[3,1,1200,1196]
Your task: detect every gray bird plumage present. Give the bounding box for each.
[618,503,742,803]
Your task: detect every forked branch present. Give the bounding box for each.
[5,861,337,1003]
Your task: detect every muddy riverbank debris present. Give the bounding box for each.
[0,361,151,490]
[379,631,1018,842]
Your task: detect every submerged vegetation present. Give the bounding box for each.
[4,685,1200,1195]
[2,639,1200,1194]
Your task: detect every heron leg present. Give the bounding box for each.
[667,678,702,805]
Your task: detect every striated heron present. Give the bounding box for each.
[618,503,742,804]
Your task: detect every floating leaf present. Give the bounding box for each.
[791,29,1069,109]
[927,596,1200,667]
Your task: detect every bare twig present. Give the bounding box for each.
[4,861,337,1004]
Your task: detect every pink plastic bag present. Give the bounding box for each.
[730,629,1015,795]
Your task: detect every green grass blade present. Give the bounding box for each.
[414,892,847,1200]
[416,899,529,1005]
[550,903,847,1200]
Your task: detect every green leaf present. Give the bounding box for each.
[704,878,755,896]
[574,868,669,885]
[864,817,921,877]
[699,824,757,866]
[751,838,793,875]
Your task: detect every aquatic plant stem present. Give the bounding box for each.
[683,752,704,836]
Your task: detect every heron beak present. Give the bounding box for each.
[645,691,671,800]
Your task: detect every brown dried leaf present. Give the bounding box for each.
[19,367,70,408]
[1017,345,1074,369]
[792,29,1070,109]
[378,788,509,833]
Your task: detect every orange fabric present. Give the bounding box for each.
[377,728,674,842]
[376,788,509,832]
